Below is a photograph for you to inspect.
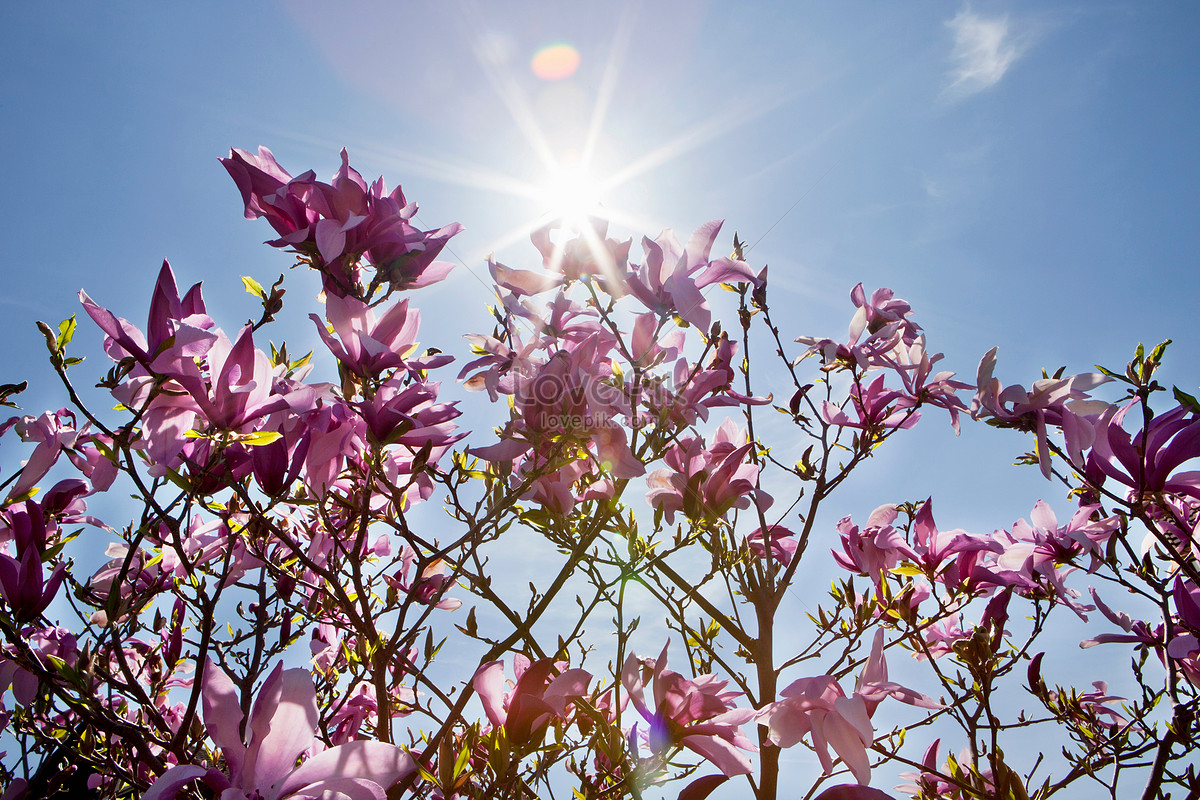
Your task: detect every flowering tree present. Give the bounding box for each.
[0,147,1197,800]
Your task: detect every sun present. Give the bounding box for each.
[536,161,603,232]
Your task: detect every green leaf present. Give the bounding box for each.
[241,276,267,299]
[415,763,439,785]
[57,315,77,349]
[239,431,283,447]
[453,743,471,778]
[1174,386,1200,414]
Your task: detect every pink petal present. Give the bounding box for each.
[201,660,246,780]
[472,660,509,728]
[245,665,318,789]
[142,765,212,800]
[278,741,416,798]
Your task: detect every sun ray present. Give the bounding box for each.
[351,143,542,199]
[580,4,636,171]
[598,89,795,194]
[459,0,559,174]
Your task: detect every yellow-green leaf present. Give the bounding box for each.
[57,316,77,349]
[241,276,267,300]
[239,431,283,447]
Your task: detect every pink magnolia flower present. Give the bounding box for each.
[64,431,118,492]
[144,660,416,800]
[356,379,462,450]
[1167,578,1200,678]
[971,347,1110,479]
[221,147,461,296]
[917,615,971,661]
[816,785,901,800]
[747,524,799,566]
[385,550,462,611]
[831,505,916,587]
[473,655,591,747]
[907,498,1000,580]
[488,255,564,297]
[822,374,920,432]
[328,682,416,747]
[8,409,79,499]
[472,335,645,481]
[514,455,592,516]
[530,215,632,284]
[993,501,1118,618]
[795,284,920,371]
[882,336,971,433]
[177,325,292,432]
[996,502,1117,578]
[758,630,938,785]
[896,738,954,798]
[0,501,66,623]
[1080,587,1161,651]
[1083,580,1200,685]
[311,293,452,379]
[624,221,759,332]
[220,146,318,243]
[621,641,757,777]
[650,336,769,427]
[646,419,760,526]
[126,324,294,474]
[79,260,213,372]
[1088,403,1200,500]
[458,327,541,402]
[249,418,311,499]
[848,284,920,347]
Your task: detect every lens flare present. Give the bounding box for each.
[531,43,581,81]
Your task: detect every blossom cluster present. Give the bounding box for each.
[0,145,1196,800]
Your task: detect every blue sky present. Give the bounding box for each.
[2,1,1199,793]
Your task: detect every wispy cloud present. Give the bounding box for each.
[944,8,1028,97]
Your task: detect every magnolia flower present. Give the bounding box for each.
[646,419,760,525]
[831,505,916,587]
[971,347,1110,479]
[221,147,461,296]
[795,284,920,371]
[816,786,900,800]
[145,660,415,800]
[908,498,1000,578]
[621,641,757,777]
[312,294,452,379]
[848,284,920,346]
[473,655,591,748]
[821,374,920,432]
[530,216,631,283]
[758,630,938,785]
[0,501,66,623]
[624,221,758,332]
[1089,403,1200,500]
[8,409,81,500]
[79,260,214,372]
[747,524,799,566]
